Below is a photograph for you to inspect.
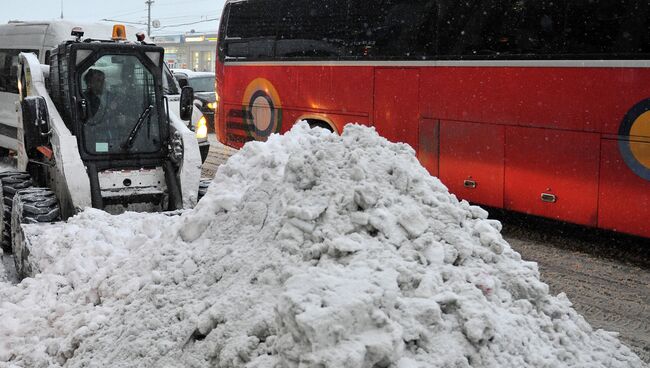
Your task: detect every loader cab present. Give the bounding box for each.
[45,31,190,213]
[48,37,173,164]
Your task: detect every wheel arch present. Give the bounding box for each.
[295,114,338,134]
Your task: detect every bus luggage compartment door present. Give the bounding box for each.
[439,121,505,208]
[504,127,600,226]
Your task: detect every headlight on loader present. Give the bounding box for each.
[196,116,208,139]
[206,102,216,110]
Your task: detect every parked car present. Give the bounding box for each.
[164,67,210,161]
[172,69,216,134]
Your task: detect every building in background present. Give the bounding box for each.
[152,32,217,72]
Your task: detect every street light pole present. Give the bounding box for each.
[145,0,154,36]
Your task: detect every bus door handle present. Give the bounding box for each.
[541,193,557,203]
[464,179,477,189]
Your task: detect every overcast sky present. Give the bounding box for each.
[1,0,226,35]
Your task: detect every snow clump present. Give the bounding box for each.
[0,122,645,367]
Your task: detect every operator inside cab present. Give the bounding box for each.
[83,69,105,117]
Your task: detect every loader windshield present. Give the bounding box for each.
[80,54,162,154]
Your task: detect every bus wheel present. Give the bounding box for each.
[198,178,211,202]
[306,120,335,133]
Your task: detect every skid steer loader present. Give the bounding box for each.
[0,25,208,277]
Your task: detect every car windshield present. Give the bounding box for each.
[80,54,162,154]
[188,76,214,92]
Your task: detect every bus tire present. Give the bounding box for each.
[306,120,335,133]
[11,187,61,279]
[198,178,211,202]
[0,172,32,252]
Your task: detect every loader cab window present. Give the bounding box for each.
[79,54,162,155]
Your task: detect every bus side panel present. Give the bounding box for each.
[417,119,439,177]
[420,67,519,127]
[222,65,373,134]
[221,65,374,114]
[293,66,373,119]
[598,139,650,238]
[373,68,419,150]
[579,68,650,136]
[420,67,649,135]
[504,127,600,226]
[221,65,298,147]
[439,121,504,208]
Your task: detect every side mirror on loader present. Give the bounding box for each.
[180,86,194,122]
[21,96,51,151]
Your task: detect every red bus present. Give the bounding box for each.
[215,0,650,238]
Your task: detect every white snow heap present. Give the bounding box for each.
[0,122,644,367]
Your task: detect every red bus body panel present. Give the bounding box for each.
[216,62,650,238]
[374,68,420,150]
[504,127,601,226]
[419,67,648,135]
[439,121,505,208]
[599,139,650,237]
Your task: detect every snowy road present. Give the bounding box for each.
[499,216,650,364]
[203,138,650,364]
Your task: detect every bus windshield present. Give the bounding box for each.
[80,54,162,155]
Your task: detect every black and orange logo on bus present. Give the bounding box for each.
[242,78,283,141]
[619,98,650,180]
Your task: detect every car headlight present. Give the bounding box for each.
[206,102,216,110]
[196,116,208,139]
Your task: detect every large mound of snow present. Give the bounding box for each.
[0,123,644,367]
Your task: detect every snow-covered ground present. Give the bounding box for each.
[0,123,645,367]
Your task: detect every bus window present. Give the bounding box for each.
[563,0,649,57]
[437,0,518,57]
[226,0,278,39]
[512,0,567,56]
[276,0,348,58]
[224,0,279,59]
[348,0,436,59]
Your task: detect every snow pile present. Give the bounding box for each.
[0,122,645,367]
